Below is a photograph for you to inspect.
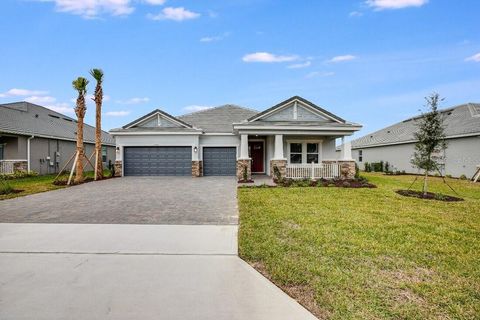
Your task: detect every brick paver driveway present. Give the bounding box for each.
[0,177,238,225]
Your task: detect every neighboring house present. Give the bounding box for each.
[110,96,362,180]
[349,103,480,178]
[0,102,116,175]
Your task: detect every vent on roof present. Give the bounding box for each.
[63,118,73,122]
[48,114,60,119]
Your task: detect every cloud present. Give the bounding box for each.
[366,0,428,10]
[45,102,75,114]
[287,61,312,69]
[200,32,229,43]
[305,71,335,79]
[117,97,150,104]
[327,55,357,63]
[349,11,363,17]
[465,52,480,62]
[35,0,134,18]
[182,105,213,113]
[147,7,200,21]
[25,95,57,104]
[242,52,298,63]
[143,0,166,5]
[104,110,131,116]
[0,88,49,97]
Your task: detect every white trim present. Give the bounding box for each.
[293,101,298,120]
[0,129,115,146]
[286,139,323,165]
[248,98,343,123]
[110,131,202,136]
[248,139,266,174]
[234,125,361,131]
[203,133,236,136]
[124,111,190,129]
[237,130,356,136]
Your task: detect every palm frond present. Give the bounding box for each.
[72,77,89,94]
[89,68,104,83]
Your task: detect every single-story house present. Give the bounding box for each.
[349,102,480,178]
[110,96,362,180]
[0,101,116,175]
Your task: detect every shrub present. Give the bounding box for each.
[371,162,383,172]
[108,160,116,177]
[364,162,371,172]
[243,164,248,182]
[0,178,14,195]
[459,174,467,180]
[354,163,360,179]
[0,170,38,180]
[445,174,452,179]
[384,161,390,172]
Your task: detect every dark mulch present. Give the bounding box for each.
[396,189,463,202]
[273,178,377,189]
[238,179,255,183]
[0,189,24,195]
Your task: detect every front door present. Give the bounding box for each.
[249,141,264,173]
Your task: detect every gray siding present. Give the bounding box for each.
[136,115,181,128]
[263,103,328,122]
[352,135,480,178]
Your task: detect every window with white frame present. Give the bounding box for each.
[102,146,107,163]
[288,141,322,164]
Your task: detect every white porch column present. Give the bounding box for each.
[273,134,285,159]
[341,137,352,160]
[239,134,249,159]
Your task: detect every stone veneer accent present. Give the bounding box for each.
[114,160,123,177]
[192,161,203,177]
[338,160,356,179]
[270,159,287,181]
[236,159,252,181]
[13,161,28,173]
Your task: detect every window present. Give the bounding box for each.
[0,144,4,160]
[290,143,302,164]
[288,141,322,164]
[306,143,319,163]
[102,146,107,163]
[358,150,363,162]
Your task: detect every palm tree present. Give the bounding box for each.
[90,68,104,180]
[72,77,89,184]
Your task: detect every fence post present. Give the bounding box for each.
[311,161,314,180]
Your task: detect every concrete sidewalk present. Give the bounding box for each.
[0,223,317,320]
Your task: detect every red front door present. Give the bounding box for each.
[249,141,264,173]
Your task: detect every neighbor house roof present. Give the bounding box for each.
[0,101,115,145]
[178,104,258,133]
[351,103,480,149]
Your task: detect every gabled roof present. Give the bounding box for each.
[178,105,258,133]
[351,103,480,149]
[0,101,115,145]
[122,109,194,129]
[247,96,346,123]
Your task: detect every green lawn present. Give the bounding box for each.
[0,170,112,200]
[238,173,480,319]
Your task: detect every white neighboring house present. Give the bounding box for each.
[349,103,480,178]
[110,96,362,180]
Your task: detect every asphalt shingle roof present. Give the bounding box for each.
[0,101,115,145]
[177,104,258,133]
[352,103,480,149]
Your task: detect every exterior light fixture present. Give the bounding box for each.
[194,146,198,153]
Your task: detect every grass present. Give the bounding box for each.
[238,173,480,319]
[0,170,112,200]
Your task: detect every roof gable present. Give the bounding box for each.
[248,96,346,123]
[123,109,193,129]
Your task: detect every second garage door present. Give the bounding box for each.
[203,147,237,176]
[124,146,191,176]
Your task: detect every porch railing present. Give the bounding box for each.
[0,160,27,175]
[286,162,340,179]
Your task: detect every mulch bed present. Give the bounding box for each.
[53,175,115,186]
[396,189,463,202]
[0,189,24,195]
[316,179,377,188]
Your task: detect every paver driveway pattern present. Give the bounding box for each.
[0,177,238,225]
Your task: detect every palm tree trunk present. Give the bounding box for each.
[74,115,85,183]
[94,93,103,180]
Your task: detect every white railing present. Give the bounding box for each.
[0,160,15,174]
[286,162,340,179]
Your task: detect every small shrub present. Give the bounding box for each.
[445,174,452,179]
[354,163,360,179]
[434,193,448,201]
[0,170,38,180]
[243,164,248,182]
[459,174,467,180]
[108,160,115,177]
[384,161,390,172]
[364,162,371,172]
[0,177,14,195]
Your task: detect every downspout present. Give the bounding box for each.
[27,135,34,172]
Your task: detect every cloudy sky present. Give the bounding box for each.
[0,0,479,136]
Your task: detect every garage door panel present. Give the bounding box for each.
[203,147,236,176]
[124,146,191,176]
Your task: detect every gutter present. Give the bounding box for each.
[27,135,34,172]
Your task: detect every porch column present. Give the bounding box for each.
[273,134,284,159]
[240,134,249,159]
[271,134,287,180]
[338,136,355,180]
[340,137,352,160]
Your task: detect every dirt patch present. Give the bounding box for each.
[0,189,24,195]
[396,189,463,202]
[248,261,330,319]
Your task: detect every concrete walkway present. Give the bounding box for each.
[0,223,317,320]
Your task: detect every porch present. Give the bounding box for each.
[236,133,355,181]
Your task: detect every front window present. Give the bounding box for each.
[358,150,363,162]
[290,143,302,164]
[102,146,107,163]
[306,143,319,163]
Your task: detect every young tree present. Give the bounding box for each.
[72,77,89,184]
[90,68,104,180]
[410,93,447,195]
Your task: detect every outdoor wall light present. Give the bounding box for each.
[194,146,198,153]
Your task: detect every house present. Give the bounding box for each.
[0,101,116,175]
[110,96,362,180]
[349,103,480,178]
